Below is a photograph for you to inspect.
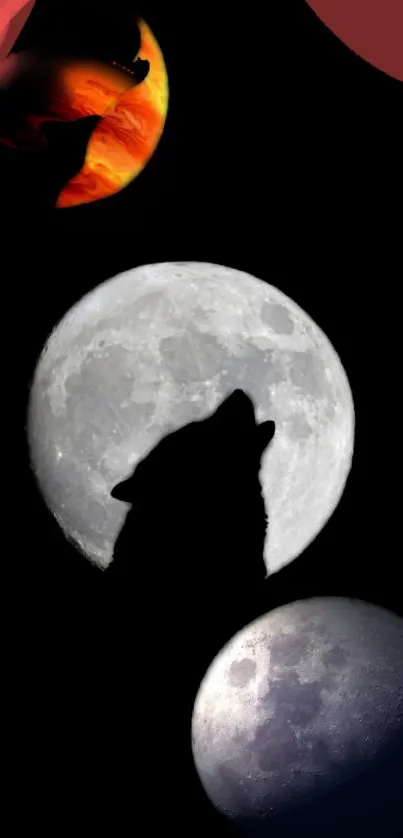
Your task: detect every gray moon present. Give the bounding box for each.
[191,597,403,836]
[27,262,354,573]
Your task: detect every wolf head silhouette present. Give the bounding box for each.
[108,389,276,618]
[40,115,100,198]
[0,113,100,211]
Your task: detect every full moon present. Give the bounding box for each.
[27,262,354,574]
[191,598,403,836]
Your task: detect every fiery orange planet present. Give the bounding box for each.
[51,18,168,207]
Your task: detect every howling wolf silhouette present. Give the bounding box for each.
[101,389,275,832]
[108,389,275,651]
[0,113,100,211]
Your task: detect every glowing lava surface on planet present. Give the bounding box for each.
[0,16,168,208]
[55,19,169,207]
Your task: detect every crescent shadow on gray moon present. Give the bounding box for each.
[191,597,403,836]
[26,262,355,575]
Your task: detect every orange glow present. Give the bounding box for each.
[55,18,169,207]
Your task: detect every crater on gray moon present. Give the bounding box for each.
[191,597,403,836]
[27,262,355,574]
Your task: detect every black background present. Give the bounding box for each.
[5,1,403,834]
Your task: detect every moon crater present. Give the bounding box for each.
[27,262,354,572]
[192,598,403,833]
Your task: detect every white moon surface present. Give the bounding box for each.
[191,598,403,833]
[27,262,354,574]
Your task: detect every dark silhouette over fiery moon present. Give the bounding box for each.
[0,6,168,207]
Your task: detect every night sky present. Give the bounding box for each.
[4,2,403,835]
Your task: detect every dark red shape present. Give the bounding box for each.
[306,0,403,82]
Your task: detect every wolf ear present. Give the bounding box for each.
[212,389,255,424]
[131,57,150,84]
[110,476,135,503]
[256,420,276,457]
